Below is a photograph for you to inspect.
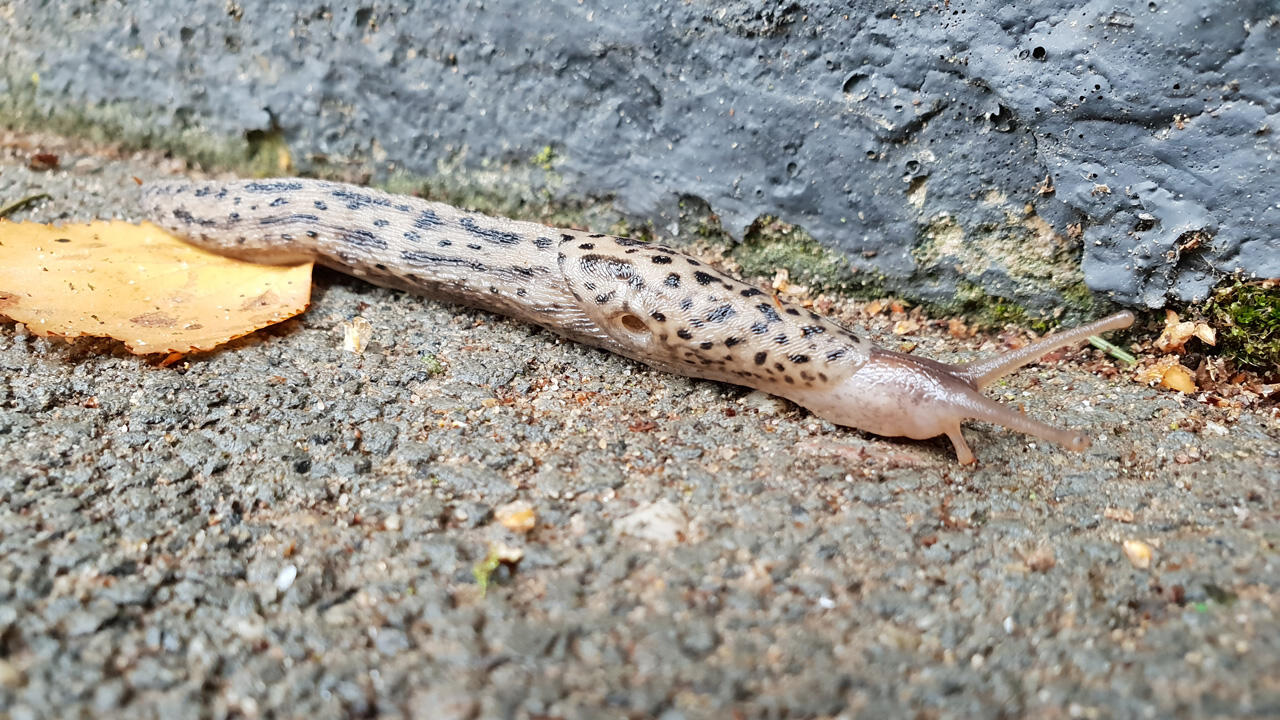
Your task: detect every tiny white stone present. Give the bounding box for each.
[740,390,788,416]
[614,500,688,545]
[275,564,298,592]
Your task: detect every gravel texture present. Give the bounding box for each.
[1,135,1278,719]
[3,1,1277,310]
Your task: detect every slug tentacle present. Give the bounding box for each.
[142,177,1134,464]
[950,379,1091,454]
[957,311,1135,389]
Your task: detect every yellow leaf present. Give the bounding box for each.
[1134,356,1197,394]
[892,318,920,335]
[1155,309,1216,353]
[1159,363,1197,393]
[0,220,312,354]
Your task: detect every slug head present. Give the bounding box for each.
[791,311,1134,463]
[791,347,1089,465]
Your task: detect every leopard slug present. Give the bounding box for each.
[142,178,1134,464]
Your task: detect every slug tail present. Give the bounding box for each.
[958,311,1134,389]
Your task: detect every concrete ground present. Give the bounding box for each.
[0,134,1277,719]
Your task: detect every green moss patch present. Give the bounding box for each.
[1205,281,1280,370]
[731,215,876,295]
[914,208,1088,297]
[531,145,557,171]
[1,70,263,173]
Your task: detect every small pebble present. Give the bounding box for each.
[614,499,688,544]
[496,500,536,532]
[1122,540,1153,570]
[275,564,298,592]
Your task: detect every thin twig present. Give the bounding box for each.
[1088,335,1137,365]
[0,193,51,220]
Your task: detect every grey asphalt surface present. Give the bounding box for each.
[1,134,1278,719]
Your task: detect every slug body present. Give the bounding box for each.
[142,178,1133,464]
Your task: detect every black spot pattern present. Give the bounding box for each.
[244,181,304,193]
[332,189,396,210]
[341,228,387,249]
[401,250,489,273]
[460,217,522,245]
[413,210,443,229]
[171,208,217,228]
[580,255,642,288]
[257,213,320,226]
[706,305,735,323]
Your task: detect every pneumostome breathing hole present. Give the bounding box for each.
[618,313,648,334]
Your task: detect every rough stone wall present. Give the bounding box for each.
[2,0,1276,309]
